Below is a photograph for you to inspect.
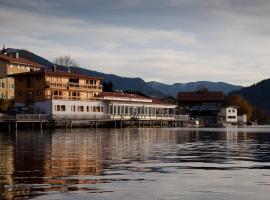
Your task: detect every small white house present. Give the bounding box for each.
[218,106,238,125]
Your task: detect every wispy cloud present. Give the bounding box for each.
[1,0,270,85]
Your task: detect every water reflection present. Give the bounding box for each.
[1,128,270,200]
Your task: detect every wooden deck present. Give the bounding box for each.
[0,114,190,130]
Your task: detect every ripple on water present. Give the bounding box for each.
[1,128,270,200]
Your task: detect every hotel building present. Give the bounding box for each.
[11,70,177,119]
[97,92,177,119]
[11,70,104,116]
[0,52,41,99]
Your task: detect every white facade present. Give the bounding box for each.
[218,106,238,124]
[238,114,247,124]
[15,100,107,117]
[14,92,180,120]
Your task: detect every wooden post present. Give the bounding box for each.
[15,122,17,132]
[8,123,11,133]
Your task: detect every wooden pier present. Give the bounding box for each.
[0,114,190,131]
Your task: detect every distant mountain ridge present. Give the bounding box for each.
[230,79,270,114]
[5,48,242,98]
[147,81,242,97]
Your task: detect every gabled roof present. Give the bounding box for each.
[177,91,224,102]
[98,92,177,106]
[8,69,103,80]
[97,92,151,100]
[0,53,41,67]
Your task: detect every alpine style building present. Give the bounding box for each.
[0,49,41,99]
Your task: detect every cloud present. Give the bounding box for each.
[1,0,270,86]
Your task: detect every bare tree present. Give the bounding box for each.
[53,55,78,68]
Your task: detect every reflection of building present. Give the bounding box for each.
[0,49,41,99]
[0,134,14,200]
[177,91,224,125]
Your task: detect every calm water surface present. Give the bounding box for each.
[1,127,270,200]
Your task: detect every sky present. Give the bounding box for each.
[1,0,270,86]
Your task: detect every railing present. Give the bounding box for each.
[51,114,190,121]
[46,81,102,90]
[110,114,190,121]
[44,95,93,101]
[52,114,111,120]
[0,114,51,121]
[0,113,190,122]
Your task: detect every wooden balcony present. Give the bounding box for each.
[45,95,94,101]
[46,81,102,91]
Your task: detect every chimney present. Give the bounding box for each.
[53,64,57,72]
[2,44,5,52]
[16,52,19,59]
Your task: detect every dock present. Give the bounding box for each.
[0,114,190,131]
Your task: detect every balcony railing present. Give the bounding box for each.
[45,81,102,90]
[45,95,93,101]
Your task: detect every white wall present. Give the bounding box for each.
[50,100,107,115]
[225,107,237,123]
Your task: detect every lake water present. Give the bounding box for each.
[1,127,270,200]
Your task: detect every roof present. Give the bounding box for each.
[0,53,41,67]
[98,92,151,100]
[98,92,177,106]
[106,100,177,107]
[8,69,103,80]
[177,91,224,102]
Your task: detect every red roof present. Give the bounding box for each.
[177,91,224,102]
[0,53,41,67]
[98,92,150,100]
[98,92,176,106]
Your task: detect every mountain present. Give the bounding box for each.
[70,67,165,97]
[230,79,270,114]
[147,81,242,97]
[5,48,54,68]
[5,48,165,97]
[5,48,242,98]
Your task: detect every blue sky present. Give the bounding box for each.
[1,0,270,86]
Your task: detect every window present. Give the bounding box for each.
[26,77,32,87]
[228,116,236,119]
[36,90,41,96]
[77,106,84,112]
[18,91,23,96]
[232,109,235,113]
[1,83,5,88]
[228,109,231,112]
[86,106,90,112]
[71,105,76,112]
[61,105,66,111]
